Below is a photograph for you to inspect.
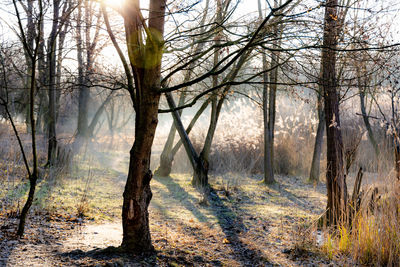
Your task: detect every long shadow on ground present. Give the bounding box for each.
[0,218,20,266]
[154,175,273,266]
[206,187,272,266]
[153,175,209,223]
[58,245,228,266]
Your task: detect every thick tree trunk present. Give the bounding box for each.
[121,93,159,251]
[322,0,348,225]
[120,0,165,252]
[309,96,325,184]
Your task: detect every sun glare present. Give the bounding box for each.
[103,0,126,9]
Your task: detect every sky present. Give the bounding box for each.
[0,0,399,70]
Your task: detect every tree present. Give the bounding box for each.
[154,0,210,178]
[75,0,104,140]
[102,0,294,252]
[308,86,325,184]
[163,0,297,187]
[321,0,348,225]
[258,0,283,184]
[119,0,166,252]
[46,0,74,166]
[10,0,43,236]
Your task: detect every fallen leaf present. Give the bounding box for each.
[222,238,230,244]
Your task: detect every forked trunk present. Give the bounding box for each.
[155,0,210,177]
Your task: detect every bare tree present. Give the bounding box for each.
[321,0,348,225]
[10,0,44,236]
[75,0,104,140]
[101,0,294,251]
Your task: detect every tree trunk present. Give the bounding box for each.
[262,50,275,184]
[309,95,325,184]
[191,0,224,187]
[15,0,43,236]
[259,0,280,184]
[76,2,89,139]
[359,89,379,157]
[121,95,158,251]
[193,97,218,187]
[170,99,210,159]
[23,0,35,133]
[165,92,207,187]
[120,0,165,252]
[36,19,46,134]
[155,92,186,177]
[17,173,38,236]
[87,92,113,137]
[395,137,400,180]
[322,0,348,225]
[47,0,60,166]
[155,0,210,177]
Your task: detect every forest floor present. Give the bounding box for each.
[0,146,358,266]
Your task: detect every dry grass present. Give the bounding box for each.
[318,177,400,265]
[350,180,400,265]
[170,98,320,177]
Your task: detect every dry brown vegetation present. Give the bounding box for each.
[1,97,399,266]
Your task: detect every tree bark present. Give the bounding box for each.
[322,0,348,225]
[170,99,210,159]
[87,92,113,137]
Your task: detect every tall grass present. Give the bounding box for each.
[320,178,400,265]
[171,97,319,176]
